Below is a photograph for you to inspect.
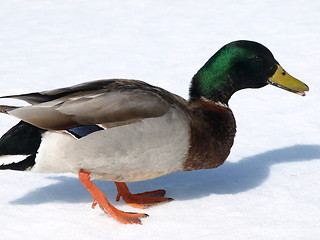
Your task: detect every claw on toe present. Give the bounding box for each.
[91,201,97,209]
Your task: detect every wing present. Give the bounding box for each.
[1,79,181,130]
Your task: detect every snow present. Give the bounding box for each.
[0,0,319,239]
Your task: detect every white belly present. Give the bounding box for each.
[31,108,190,182]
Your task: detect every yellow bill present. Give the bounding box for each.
[267,64,309,96]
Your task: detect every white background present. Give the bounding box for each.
[0,1,319,239]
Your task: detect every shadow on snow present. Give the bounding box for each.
[10,144,320,205]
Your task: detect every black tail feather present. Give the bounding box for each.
[0,121,46,170]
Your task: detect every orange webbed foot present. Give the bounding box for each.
[79,170,148,224]
[115,182,173,209]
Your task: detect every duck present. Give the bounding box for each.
[0,40,309,224]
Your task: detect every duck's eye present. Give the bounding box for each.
[252,56,263,62]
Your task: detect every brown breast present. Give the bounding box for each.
[182,98,236,171]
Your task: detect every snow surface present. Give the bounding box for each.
[0,0,319,239]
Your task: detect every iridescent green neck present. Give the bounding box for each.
[190,47,246,104]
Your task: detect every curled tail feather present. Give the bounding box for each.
[0,105,17,114]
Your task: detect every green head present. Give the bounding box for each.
[189,40,309,104]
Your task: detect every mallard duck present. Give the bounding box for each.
[0,40,309,224]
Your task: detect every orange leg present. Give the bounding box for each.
[78,170,148,224]
[115,182,173,209]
